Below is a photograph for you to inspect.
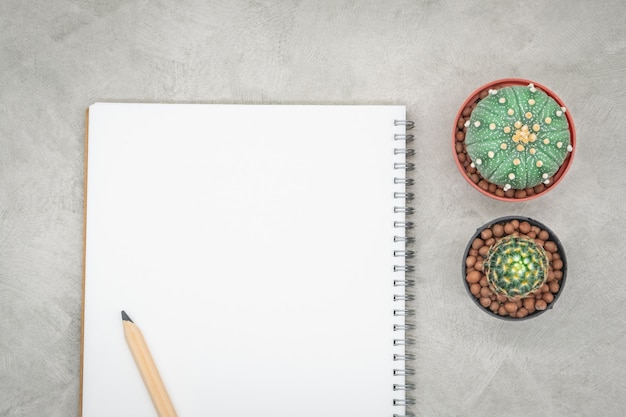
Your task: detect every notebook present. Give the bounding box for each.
[81,103,415,417]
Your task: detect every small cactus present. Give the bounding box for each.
[465,84,572,191]
[485,236,548,299]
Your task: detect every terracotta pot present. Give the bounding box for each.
[452,78,576,202]
[462,216,567,320]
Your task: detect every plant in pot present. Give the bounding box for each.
[453,79,576,201]
[462,216,567,320]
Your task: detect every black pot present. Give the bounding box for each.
[462,216,567,320]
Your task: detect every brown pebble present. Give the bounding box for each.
[479,276,488,287]
[456,142,464,153]
[492,224,504,237]
[504,188,515,197]
[504,302,518,314]
[477,246,488,257]
[519,221,531,234]
[480,90,489,98]
[504,223,515,235]
[525,187,535,196]
[514,190,527,199]
[470,173,479,183]
[517,307,529,318]
[480,229,493,240]
[458,153,466,163]
[495,189,505,197]
[466,270,481,284]
[456,131,465,141]
[549,281,560,293]
[470,283,481,296]
[466,255,476,268]
[536,299,548,310]
[523,297,535,311]
[531,226,541,235]
[554,270,563,280]
[541,283,550,293]
[543,292,554,303]
[534,183,546,194]
[490,301,500,312]
[457,118,466,129]
[496,293,508,303]
[538,230,549,241]
[472,238,484,250]
[553,259,563,270]
[534,239,545,247]
[462,107,472,117]
[480,287,492,298]
[475,260,484,272]
[544,241,557,253]
[469,248,478,257]
[480,297,492,308]
[498,306,508,316]
[478,180,489,191]
[511,220,520,229]
[488,183,497,193]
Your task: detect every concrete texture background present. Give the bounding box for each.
[1,0,625,416]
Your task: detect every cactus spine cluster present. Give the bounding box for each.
[465,84,572,191]
[485,236,549,299]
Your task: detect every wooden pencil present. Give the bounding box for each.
[121,311,178,417]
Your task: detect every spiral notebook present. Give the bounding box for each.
[81,103,415,417]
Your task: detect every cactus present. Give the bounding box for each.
[485,236,549,299]
[465,84,572,191]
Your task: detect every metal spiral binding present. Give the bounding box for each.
[394,207,415,215]
[393,119,415,417]
[394,120,415,129]
[394,265,415,273]
[394,192,414,200]
[394,279,415,287]
[394,177,415,185]
[394,221,414,229]
[394,353,416,361]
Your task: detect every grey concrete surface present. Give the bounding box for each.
[1,1,625,416]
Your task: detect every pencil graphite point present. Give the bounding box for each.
[121,310,133,323]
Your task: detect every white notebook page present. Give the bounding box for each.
[82,103,407,416]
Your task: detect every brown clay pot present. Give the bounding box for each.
[453,78,576,202]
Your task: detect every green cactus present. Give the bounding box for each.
[465,84,572,190]
[485,236,549,299]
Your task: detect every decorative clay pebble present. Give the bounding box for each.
[466,270,481,284]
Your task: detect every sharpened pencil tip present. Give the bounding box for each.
[121,310,133,322]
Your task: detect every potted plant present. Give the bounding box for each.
[453,79,576,201]
[462,216,567,320]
